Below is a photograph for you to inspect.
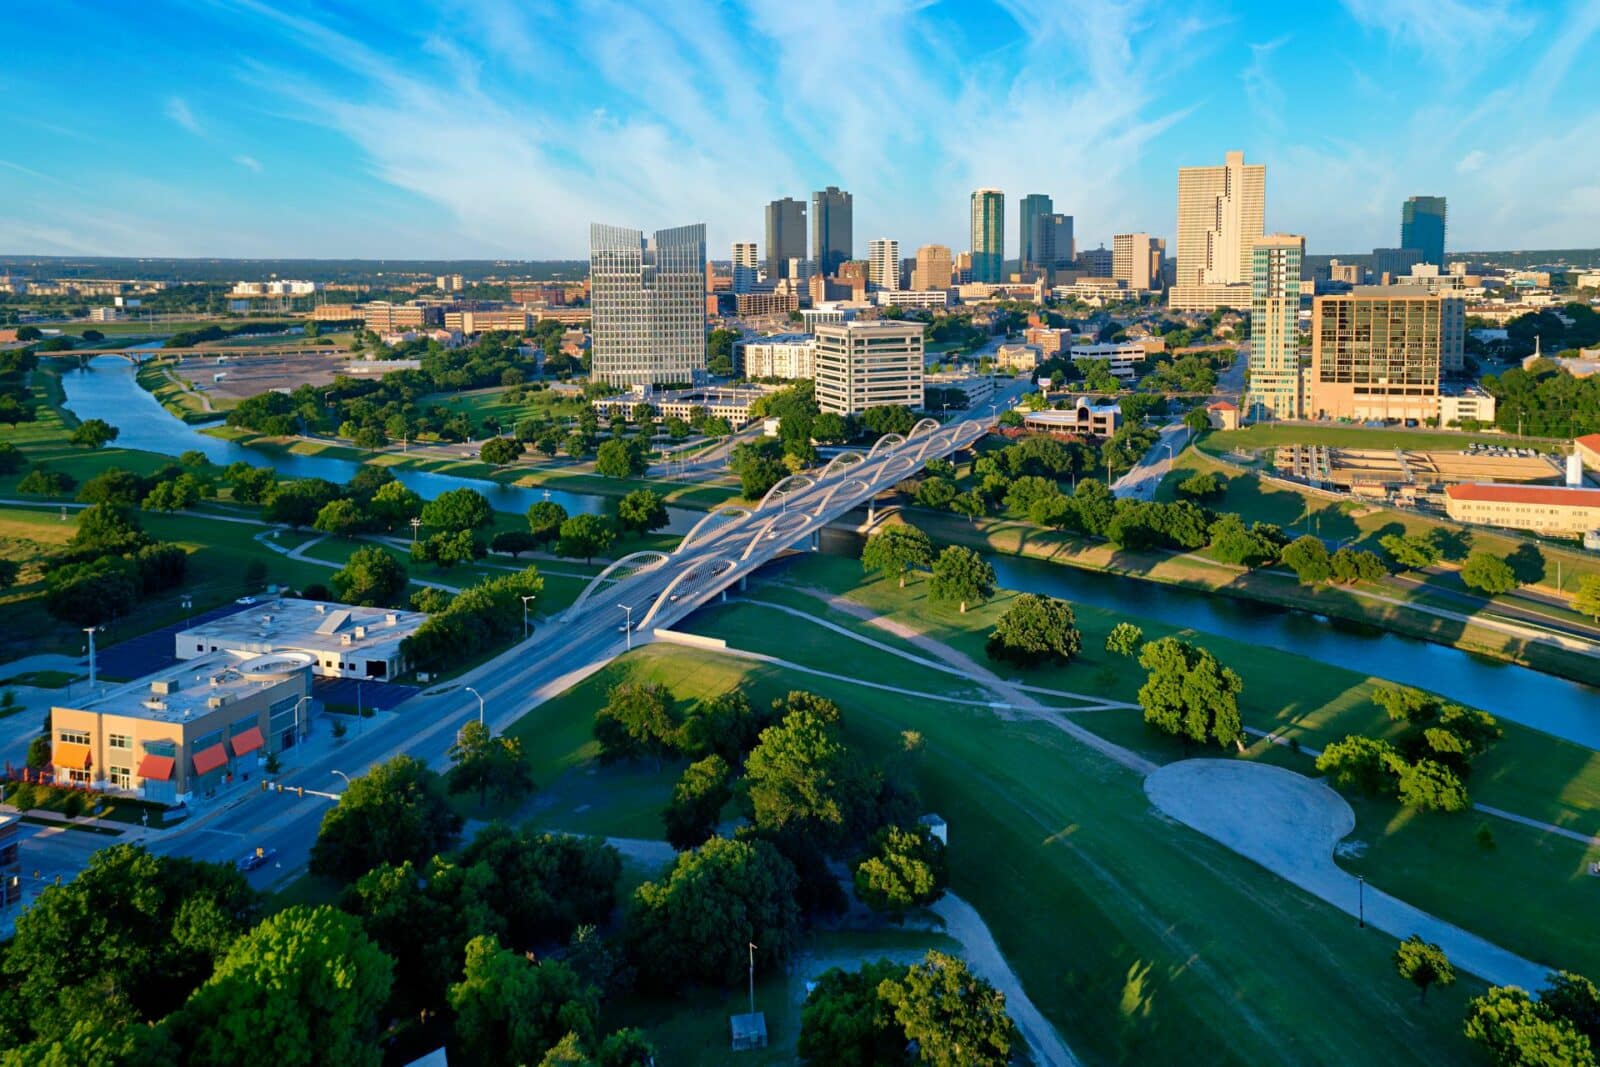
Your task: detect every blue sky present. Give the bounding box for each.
[3,0,1598,260]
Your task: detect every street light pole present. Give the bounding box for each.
[465,686,484,726]
[409,517,421,545]
[83,627,99,691]
[1358,875,1365,928]
[618,603,633,651]
[331,770,351,789]
[520,594,536,640]
[294,694,312,744]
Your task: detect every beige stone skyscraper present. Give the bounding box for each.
[1171,150,1265,311]
[867,238,900,291]
[911,244,953,290]
[1112,233,1165,291]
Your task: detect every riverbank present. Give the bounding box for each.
[905,505,1600,689]
[135,356,217,423]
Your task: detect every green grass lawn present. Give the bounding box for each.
[421,384,587,426]
[513,638,1483,1065]
[136,357,219,422]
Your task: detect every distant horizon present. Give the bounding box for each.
[3,2,1598,259]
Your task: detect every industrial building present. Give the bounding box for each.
[176,599,429,681]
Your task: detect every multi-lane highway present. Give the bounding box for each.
[150,412,996,887]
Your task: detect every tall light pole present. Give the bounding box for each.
[83,627,100,691]
[520,594,536,640]
[294,694,313,745]
[331,770,351,789]
[465,686,484,725]
[1357,874,1365,928]
[409,517,421,545]
[618,603,633,651]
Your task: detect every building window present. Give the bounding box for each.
[108,733,132,750]
[108,766,132,789]
[65,768,91,785]
[58,728,90,746]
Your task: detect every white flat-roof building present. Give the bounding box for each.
[873,289,952,309]
[735,334,816,379]
[815,320,925,415]
[1069,342,1148,379]
[176,599,429,681]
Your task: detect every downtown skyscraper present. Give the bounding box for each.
[1248,233,1305,420]
[764,197,807,280]
[1171,150,1265,311]
[867,238,900,291]
[811,186,853,277]
[1018,193,1052,273]
[970,188,1005,284]
[589,222,706,387]
[1401,195,1448,268]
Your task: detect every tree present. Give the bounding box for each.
[527,500,570,547]
[69,418,119,449]
[1380,532,1441,571]
[985,594,1082,667]
[1281,535,1332,584]
[480,436,522,465]
[1464,985,1597,1066]
[928,545,995,613]
[799,960,912,1067]
[595,681,678,765]
[448,720,536,808]
[853,825,948,919]
[950,490,986,524]
[1137,637,1245,750]
[412,528,483,568]
[1315,735,1399,796]
[615,488,668,535]
[1394,935,1454,1002]
[558,513,613,564]
[861,524,934,588]
[735,452,785,500]
[64,502,146,558]
[265,478,342,528]
[489,530,539,558]
[625,836,801,990]
[677,690,770,763]
[1461,551,1518,595]
[742,700,873,851]
[878,951,1017,1067]
[1073,478,1116,536]
[1330,547,1388,584]
[597,1028,658,1067]
[45,557,140,626]
[1105,622,1144,656]
[309,755,462,881]
[16,468,75,496]
[311,497,370,537]
[77,467,147,506]
[420,487,493,533]
[330,545,408,606]
[914,475,958,510]
[1542,971,1600,1048]
[662,754,732,850]
[1575,574,1600,623]
[1176,471,1223,502]
[594,438,644,478]
[1183,406,1213,433]
[1393,758,1470,812]
[173,906,393,1067]
[449,934,599,1067]
[368,480,423,531]
[1207,514,1280,568]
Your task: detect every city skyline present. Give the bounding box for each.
[3,1,1599,259]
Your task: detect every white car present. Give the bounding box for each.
[235,595,258,605]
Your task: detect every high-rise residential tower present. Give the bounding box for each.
[811,186,853,277]
[1171,150,1266,311]
[589,222,706,387]
[1248,234,1305,420]
[970,189,1005,283]
[1113,233,1165,291]
[1032,213,1075,273]
[731,241,759,294]
[1308,287,1446,423]
[1019,193,1052,273]
[764,197,807,280]
[911,244,953,290]
[867,238,900,291]
[1401,196,1447,268]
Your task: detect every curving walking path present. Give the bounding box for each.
[1145,759,1553,990]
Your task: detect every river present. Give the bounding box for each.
[57,355,699,530]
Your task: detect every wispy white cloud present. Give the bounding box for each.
[164,95,201,134]
[1340,0,1531,73]
[1456,150,1487,175]
[232,154,262,172]
[1242,35,1291,133]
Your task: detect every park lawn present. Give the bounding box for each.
[420,384,586,426]
[1200,423,1557,455]
[522,642,1482,1065]
[135,358,218,422]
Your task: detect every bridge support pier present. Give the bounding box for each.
[810,529,819,551]
[720,589,728,603]
[867,503,876,525]
[739,575,748,592]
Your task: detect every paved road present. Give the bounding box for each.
[1111,423,1191,501]
[136,415,993,888]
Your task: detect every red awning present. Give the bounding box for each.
[137,754,175,781]
[230,727,264,758]
[192,744,228,777]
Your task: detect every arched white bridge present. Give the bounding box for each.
[562,416,989,635]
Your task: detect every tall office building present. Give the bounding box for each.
[911,244,953,290]
[1032,213,1075,272]
[1308,287,1445,422]
[1078,247,1113,278]
[1401,196,1447,268]
[970,189,1005,283]
[764,197,807,280]
[1248,234,1305,420]
[811,186,853,277]
[814,320,925,415]
[867,238,900,291]
[731,241,759,294]
[1171,150,1266,311]
[589,222,706,387]
[1112,233,1165,291]
[1019,193,1052,273]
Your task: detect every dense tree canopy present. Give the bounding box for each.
[985,594,1083,667]
[1137,637,1244,749]
[330,545,408,606]
[878,951,1017,1067]
[861,524,934,588]
[310,755,463,881]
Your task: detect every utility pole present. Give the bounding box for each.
[618,604,633,651]
[748,942,758,1016]
[83,627,99,691]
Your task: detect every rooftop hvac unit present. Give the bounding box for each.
[314,603,327,614]
[208,695,229,708]
[353,626,366,639]
[340,634,353,645]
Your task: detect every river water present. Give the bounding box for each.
[57,355,699,530]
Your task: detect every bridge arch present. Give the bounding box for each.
[817,449,867,480]
[812,476,874,517]
[757,474,815,512]
[908,417,941,439]
[637,554,741,631]
[867,433,906,459]
[561,550,670,622]
[740,509,813,561]
[872,453,918,487]
[673,506,752,555]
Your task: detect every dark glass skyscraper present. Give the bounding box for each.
[1401,196,1447,268]
[1019,193,1052,272]
[970,189,1005,283]
[764,197,807,280]
[811,186,853,277]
